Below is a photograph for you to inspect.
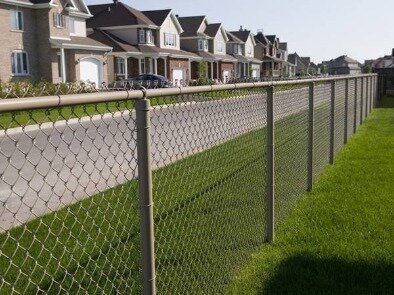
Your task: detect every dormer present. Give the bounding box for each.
[177,16,212,53]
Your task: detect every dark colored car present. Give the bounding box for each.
[125,74,172,89]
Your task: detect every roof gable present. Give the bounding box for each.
[87,2,157,28]
[177,16,207,37]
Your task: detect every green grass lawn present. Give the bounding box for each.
[0,89,369,294]
[229,96,394,294]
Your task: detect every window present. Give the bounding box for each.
[233,44,238,54]
[247,46,252,55]
[69,17,75,34]
[139,30,145,44]
[198,39,208,51]
[11,51,29,75]
[217,41,223,53]
[164,33,176,47]
[54,12,64,28]
[146,30,153,44]
[10,10,23,31]
[116,57,125,75]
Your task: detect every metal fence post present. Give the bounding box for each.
[135,97,156,295]
[354,78,358,134]
[307,82,314,192]
[266,86,275,243]
[360,77,364,125]
[370,76,373,113]
[329,80,336,165]
[344,78,349,144]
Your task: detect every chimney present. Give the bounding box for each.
[257,29,263,35]
[113,0,118,5]
[239,25,243,31]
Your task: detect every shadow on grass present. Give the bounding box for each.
[262,254,394,295]
[377,95,394,108]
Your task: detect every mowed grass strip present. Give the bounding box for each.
[229,96,394,294]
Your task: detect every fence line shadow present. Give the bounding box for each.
[261,253,394,294]
[377,95,394,108]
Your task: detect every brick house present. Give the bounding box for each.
[177,16,237,83]
[227,28,261,79]
[0,0,112,84]
[87,2,200,86]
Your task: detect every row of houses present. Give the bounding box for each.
[0,0,301,86]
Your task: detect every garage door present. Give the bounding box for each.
[172,69,184,87]
[80,58,102,86]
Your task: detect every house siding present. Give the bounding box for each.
[168,58,189,81]
[0,4,39,82]
[159,14,181,50]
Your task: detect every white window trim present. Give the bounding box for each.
[217,41,223,53]
[164,33,176,47]
[69,17,76,36]
[55,12,64,28]
[11,50,29,76]
[146,30,153,44]
[10,9,24,32]
[198,39,208,52]
[116,57,126,75]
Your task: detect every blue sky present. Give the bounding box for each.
[85,0,393,64]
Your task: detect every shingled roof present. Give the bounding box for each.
[226,31,244,43]
[204,23,221,38]
[177,16,207,37]
[254,32,270,46]
[229,30,251,43]
[266,35,277,44]
[142,9,171,26]
[87,2,157,28]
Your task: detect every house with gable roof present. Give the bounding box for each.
[227,27,262,79]
[0,0,112,84]
[177,15,237,83]
[87,1,200,86]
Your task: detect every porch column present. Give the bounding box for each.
[243,63,247,77]
[188,59,191,80]
[138,58,142,75]
[210,62,214,80]
[217,61,220,80]
[164,58,168,78]
[153,58,158,75]
[60,47,66,83]
[124,57,128,79]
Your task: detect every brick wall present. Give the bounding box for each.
[220,62,235,80]
[168,58,190,81]
[0,4,39,82]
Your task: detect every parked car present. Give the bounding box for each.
[123,74,172,89]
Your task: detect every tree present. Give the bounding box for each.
[197,61,210,85]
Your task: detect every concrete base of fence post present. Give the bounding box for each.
[266,86,275,243]
[135,98,156,295]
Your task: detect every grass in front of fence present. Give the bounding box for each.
[229,96,394,294]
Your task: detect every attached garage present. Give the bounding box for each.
[80,58,102,86]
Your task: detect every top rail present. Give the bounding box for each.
[0,74,377,113]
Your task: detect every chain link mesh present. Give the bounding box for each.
[274,84,309,224]
[0,75,377,294]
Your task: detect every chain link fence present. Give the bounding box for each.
[0,75,377,294]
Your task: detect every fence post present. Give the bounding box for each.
[344,79,349,144]
[135,98,156,295]
[354,78,358,133]
[307,82,314,192]
[360,77,364,125]
[266,86,275,243]
[370,76,373,112]
[329,80,336,165]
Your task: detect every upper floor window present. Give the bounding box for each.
[234,44,242,54]
[69,17,75,35]
[11,51,29,76]
[139,30,145,44]
[198,39,208,51]
[54,12,65,28]
[10,10,23,31]
[146,30,154,44]
[217,41,224,53]
[164,33,176,47]
[247,46,252,55]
